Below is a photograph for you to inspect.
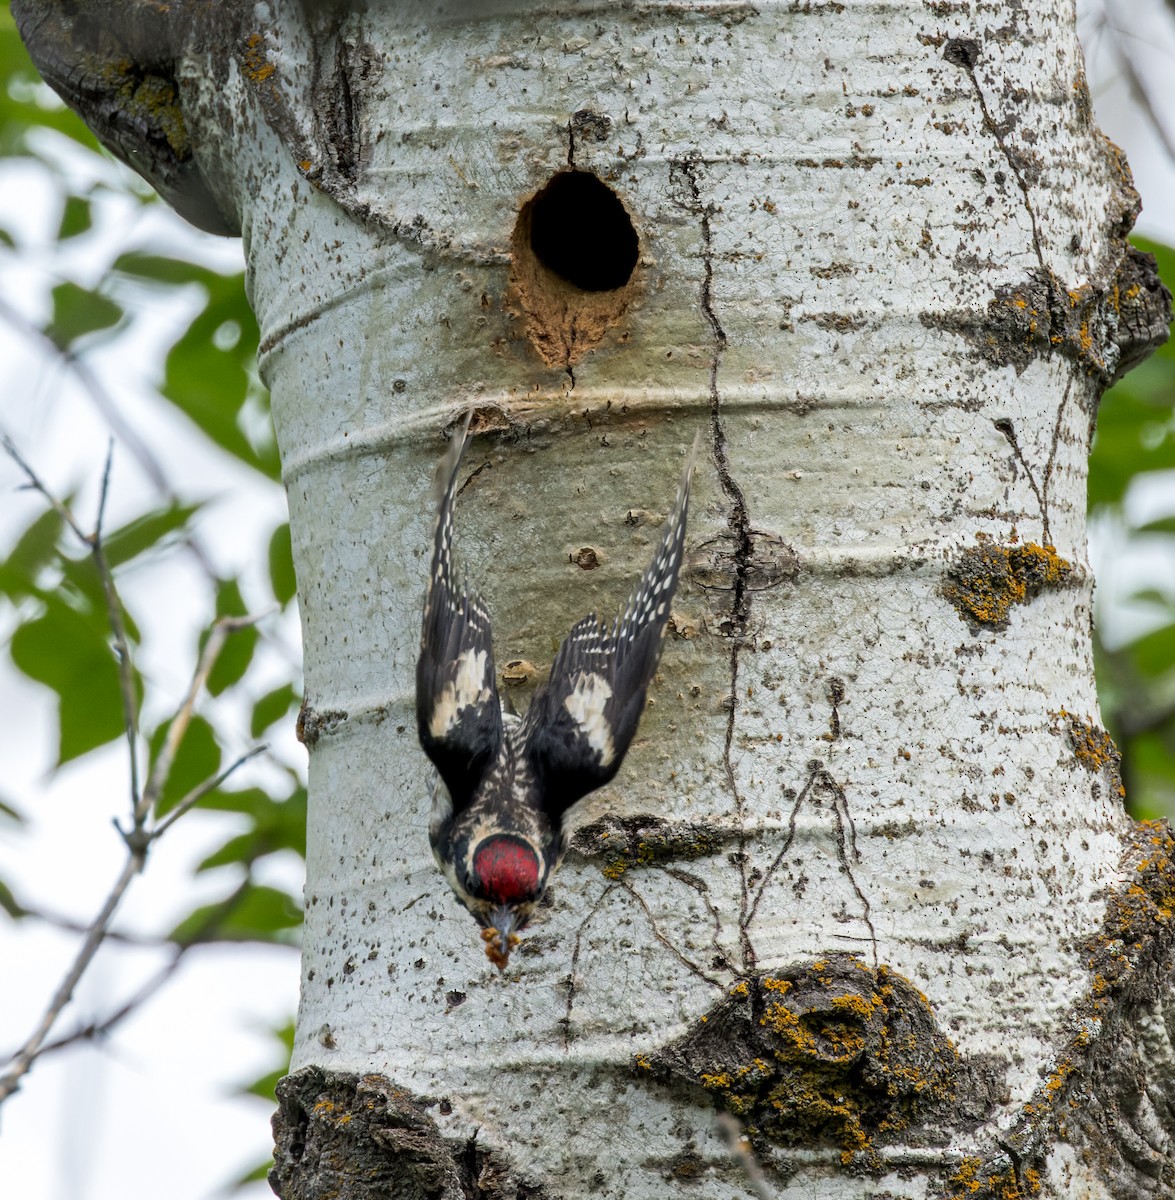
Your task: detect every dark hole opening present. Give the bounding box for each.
[528,171,639,292]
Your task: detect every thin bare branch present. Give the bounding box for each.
[152,745,268,838]
[3,435,144,809]
[2,434,90,543]
[0,852,141,1104]
[0,442,271,1108]
[35,949,188,1060]
[0,746,265,1105]
[96,442,142,810]
[135,612,268,829]
[17,874,264,1064]
[1103,0,1175,164]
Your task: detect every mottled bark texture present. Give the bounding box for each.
[16,1,1175,1197]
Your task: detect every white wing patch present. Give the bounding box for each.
[563,671,615,766]
[429,649,493,739]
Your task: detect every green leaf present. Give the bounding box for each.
[268,523,296,607]
[113,252,226,288]
[157,272,279,479]
[115,256,277,476]
[251,684,297,738]
[238,1020,294,1103]
[8,595,131,764]
[196,785,306,870]
[147,714,220,817]
[228,1160,274,1191]
[1089,382,1175,510]
[0,507,64,599]
[0,879,27,919]
[57,195,93,240]
[1130,589,1172,608]
[43,281,123,351]
[195,786,273,817]
[1124,729,1175,820]
[1127,623,1175,680]
[0,795,25,825]
[102,503,200,569]
[1136,518,1175,537]
[204,580,258,696]
[170,883,302,945]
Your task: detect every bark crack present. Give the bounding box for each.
[947,40,1056,318]
[670,157,758,971]
[992,379,1073,547]
[560,882,616,1052]
[616,877,727,988]
[665,866,738,975]
[744,759,878,968]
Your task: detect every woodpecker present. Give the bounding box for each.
[417,417,697,969]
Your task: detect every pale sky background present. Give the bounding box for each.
[3,3,1175,1197]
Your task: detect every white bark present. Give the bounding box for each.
[15,0,1174,1196]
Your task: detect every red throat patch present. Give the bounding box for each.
[473,837,540,904]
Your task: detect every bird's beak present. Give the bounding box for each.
[481,906,522,971]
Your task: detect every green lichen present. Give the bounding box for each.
[99,59,191,160]
[944,536,1071,630]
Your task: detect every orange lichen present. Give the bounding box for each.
[243,32,276,84]
[944,536,1071,629]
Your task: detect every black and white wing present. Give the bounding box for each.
[522,440,698,816]
[416,416,502,810]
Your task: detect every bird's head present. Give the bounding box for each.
[460,834,544,969]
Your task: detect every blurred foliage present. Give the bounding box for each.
[1092,237,1175,819]
[0,9,299,1183]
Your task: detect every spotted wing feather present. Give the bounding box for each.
[416,417,502,812]
[522,441,697,816]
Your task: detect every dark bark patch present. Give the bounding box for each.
[921,248,1170,385]
[12,0,241,235]
[571,813,728,879]
[636,956,995,1170]
[296,702,350,747]
[271,1067,551,1200]
[943,537,1071,631]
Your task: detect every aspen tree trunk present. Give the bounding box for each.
[16,1,1175,1196]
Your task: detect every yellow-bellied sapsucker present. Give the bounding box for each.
[417,418,696,969]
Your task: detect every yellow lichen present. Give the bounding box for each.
[943,1156,1042,1200]
[1058,710,1124,794]
[656,959,960,1168]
